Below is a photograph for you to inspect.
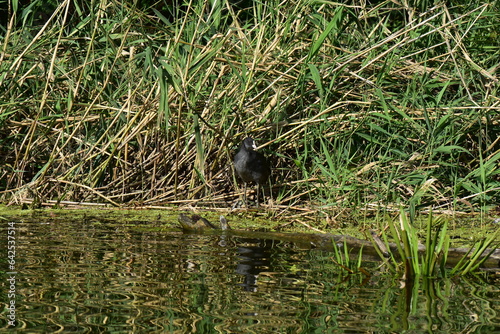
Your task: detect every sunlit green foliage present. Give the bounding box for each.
[377,208,499,278]
[1,0,499,215]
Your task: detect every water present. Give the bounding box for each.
[1,218,499,333]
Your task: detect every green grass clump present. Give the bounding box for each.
[1,0,500,218]
[374,208,499,278]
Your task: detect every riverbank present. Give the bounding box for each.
[1,204,498,250]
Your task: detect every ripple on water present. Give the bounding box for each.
[0,219,499,333]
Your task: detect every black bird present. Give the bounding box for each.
[234,137,271,207]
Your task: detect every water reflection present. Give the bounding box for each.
[0,218,499,333]
[235,240,272,292]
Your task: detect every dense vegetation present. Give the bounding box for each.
[1,0,499,218]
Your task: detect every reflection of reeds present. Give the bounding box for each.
[1,1,500,218]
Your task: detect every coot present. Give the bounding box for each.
[234,137,271,207]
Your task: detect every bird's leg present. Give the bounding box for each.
[262,183,266,206]
[243,182,248,208]
[256,184,260,207]
[266,179,271,207]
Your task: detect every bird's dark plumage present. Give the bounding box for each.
[234,137,271,207]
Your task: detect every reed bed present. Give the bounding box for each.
[1,0,499,219]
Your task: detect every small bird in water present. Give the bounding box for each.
[234,137,271,207]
